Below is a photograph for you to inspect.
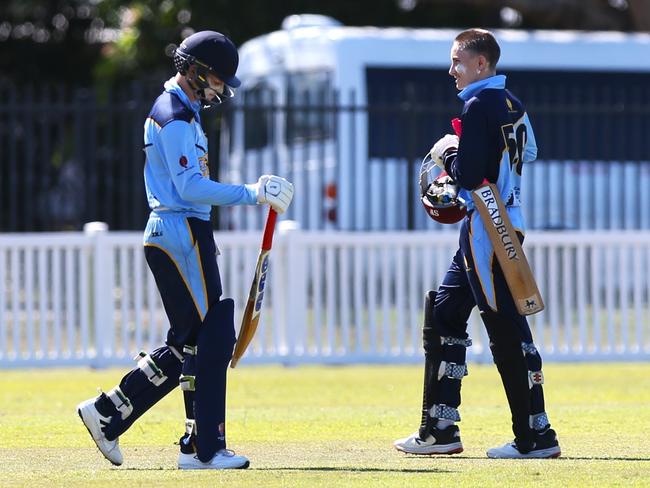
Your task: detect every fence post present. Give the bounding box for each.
[278,220,307,364]
[85,222,112,368]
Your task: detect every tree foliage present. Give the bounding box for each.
[0,0,644,86]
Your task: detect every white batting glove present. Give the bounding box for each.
[429,134,459,169]
[255,175,294,214]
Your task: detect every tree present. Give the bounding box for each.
[0,0,644,86]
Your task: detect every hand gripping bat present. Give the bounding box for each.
[230,208,278,367]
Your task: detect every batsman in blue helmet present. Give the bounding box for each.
[77,30,294,470]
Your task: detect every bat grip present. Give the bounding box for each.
[451,117,462,137]
[261,208,277,251]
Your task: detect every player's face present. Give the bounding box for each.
[449,43,482,90]
[203,73,225,100]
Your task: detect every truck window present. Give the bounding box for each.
[243,82,273,150]
[366,67,459,159]
[366,67,650,161]
[505,70,650,161]
[286,71,334,143]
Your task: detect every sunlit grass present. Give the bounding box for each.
[1,363,649,487]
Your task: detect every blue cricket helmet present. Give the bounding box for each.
[174,30,241,88]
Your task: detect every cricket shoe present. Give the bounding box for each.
[77,397,123,466]
[178,449,250,470]
[394,425,463,455]
[487,428,561,459]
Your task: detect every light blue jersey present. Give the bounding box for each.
[143,78,257,221]
[142,78,258,309]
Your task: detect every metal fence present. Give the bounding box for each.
[1,73,650,232]
[1,229,649,368]
[0,81,227,232]
[220,68,650,231]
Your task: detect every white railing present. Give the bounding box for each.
[1,229,649,368]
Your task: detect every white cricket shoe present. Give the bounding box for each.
[77,397,123,466]
[178,449,250,470]
[487,428,561,459]
[394,425,463,455]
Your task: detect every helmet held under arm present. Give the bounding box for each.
[419,154,467,224]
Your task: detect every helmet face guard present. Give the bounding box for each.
[419,155,467,224]
[174,49,236,107]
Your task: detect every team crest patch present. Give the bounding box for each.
[179,155,188,167]
[529,371,544,385]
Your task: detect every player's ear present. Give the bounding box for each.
[477,55,487,73]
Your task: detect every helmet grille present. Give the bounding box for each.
[173,49,191,74]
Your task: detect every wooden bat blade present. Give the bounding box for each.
[230,250,270,367]
[230,208,277,368]
[472,183,544,315]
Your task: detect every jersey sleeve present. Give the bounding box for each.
[522,113,538,163]
[445,99,491,190]
[157,120,257,206]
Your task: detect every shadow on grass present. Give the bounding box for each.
[559,456,650,462]
[428,455,650,462]
[119,467,456,473]
[117,456,650,471]
[255,467,456,473]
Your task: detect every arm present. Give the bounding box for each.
[158,120,257,206]
[444,99,491,190]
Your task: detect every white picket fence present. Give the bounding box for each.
[1,229,649,368]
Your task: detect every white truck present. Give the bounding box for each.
[220,14,650,231]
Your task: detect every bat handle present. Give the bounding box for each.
[451,117,462,137]
[261,208,278,251]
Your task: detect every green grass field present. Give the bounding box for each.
[1,363,649,487]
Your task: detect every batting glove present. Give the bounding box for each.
[255,175,294,214]
[429,134,459,169]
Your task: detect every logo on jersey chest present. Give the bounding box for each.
[198,154,209,177]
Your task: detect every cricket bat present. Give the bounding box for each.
[471,182,544,315]
[450,117,543,315]
[230,208,278,367]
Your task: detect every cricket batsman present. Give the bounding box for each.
[77,30,293,469]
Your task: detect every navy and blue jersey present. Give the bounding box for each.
[443,75,537,311]
[444,74,537,215]
[143,78,257,220]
